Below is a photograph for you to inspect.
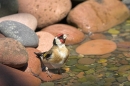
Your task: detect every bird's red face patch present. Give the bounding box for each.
[60,39,65,43]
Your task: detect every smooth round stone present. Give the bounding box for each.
[117,42,130,48]
[78,57,95,65]
[76,39,117,55]
[40,82,54,86]
[67,0,130,33]
[0,21,39,47]
[18,0,71,28]
[0,0,18,17]
[42,24,86,45]
[66,58,78,66]
[0,13,37,31]
[36,31,54,52]
[0,38,28,68]
[0,63,41,86]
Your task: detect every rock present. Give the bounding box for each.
[39,72,62,81]
[0,13,37,31]
[127,74,130,81]
[18,0,72,28]
[67,0,130,33]
[25,48,42,76]
[117,42,130,48]
[40,82,54,86]
[122,0,130,9]
[36,31,54,52]
[66,58,78,66]
[75,64,90,71]
[76,72,85,78]
[0,0,18,17]
[116,77,127,83]
[0,63,41,86]
[0,38,28,68]
[123,52,130,58]
[76,39,117,55]
[97,59,107,64]
[42,24,85,45]
[78,57,95,65]
[89,33,106,40]
[0,21,39,47]
[0,33,5,38]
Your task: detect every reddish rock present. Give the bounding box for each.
[0,63,41,86]
[39,72,62,81]
[25,48,42,76]
[0,33,5,38]
[0,13,37,31]
[0,38,28,68]
[42,24,85,45]
[76,39,117,55]
[36,31,54,52]
[89,33,106,40]
[18,0,71,28]
[117,42,130,48]
[67,0,130,33]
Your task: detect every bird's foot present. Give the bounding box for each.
[44,67,52,78]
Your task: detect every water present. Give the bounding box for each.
[41,17,130,86]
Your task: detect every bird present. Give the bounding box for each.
[34,33,69,78]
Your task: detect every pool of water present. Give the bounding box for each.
[41,18,130,86]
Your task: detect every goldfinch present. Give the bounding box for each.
[34,34,69,78]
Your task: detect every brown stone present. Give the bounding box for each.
[25,48,42,76]
[18,0,71,28]
[0,33,5,38]
[67,0,130,33]
[0,38,28,68]
[42,24,85,45]
[0,63,41,86]
[76,39,117,55]
[78,57,96,65]
[89,33,106,40]
[36,31,54,52]
[117,42,130,48]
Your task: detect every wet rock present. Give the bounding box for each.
[75,64,90,71]
[0,38,28,68]
[117,77,127,83]
[67,0,130,33]
[117,42,130,48]
[78,77,87,83]
[123,52,130,58]
[76,39,117,55]
[39,72,62,81]
[42,24,85,45]
[76,72,85,78]
[78,57,95,65]
[89,33,106,40]
[118,65,130,72]
[36,31,54,52]
[0,0,18,17]
[0,21,39,47]
[25,48,42,75]
[97,59,107,64]
[40,82,54,86]
[0,63,41,86]
[66,58,78,66]
[0,13,37,31]
[18,0,71,28]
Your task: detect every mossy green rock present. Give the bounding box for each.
[76,64,90,71]
[78,77,87,83]
[66,58,78,66]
